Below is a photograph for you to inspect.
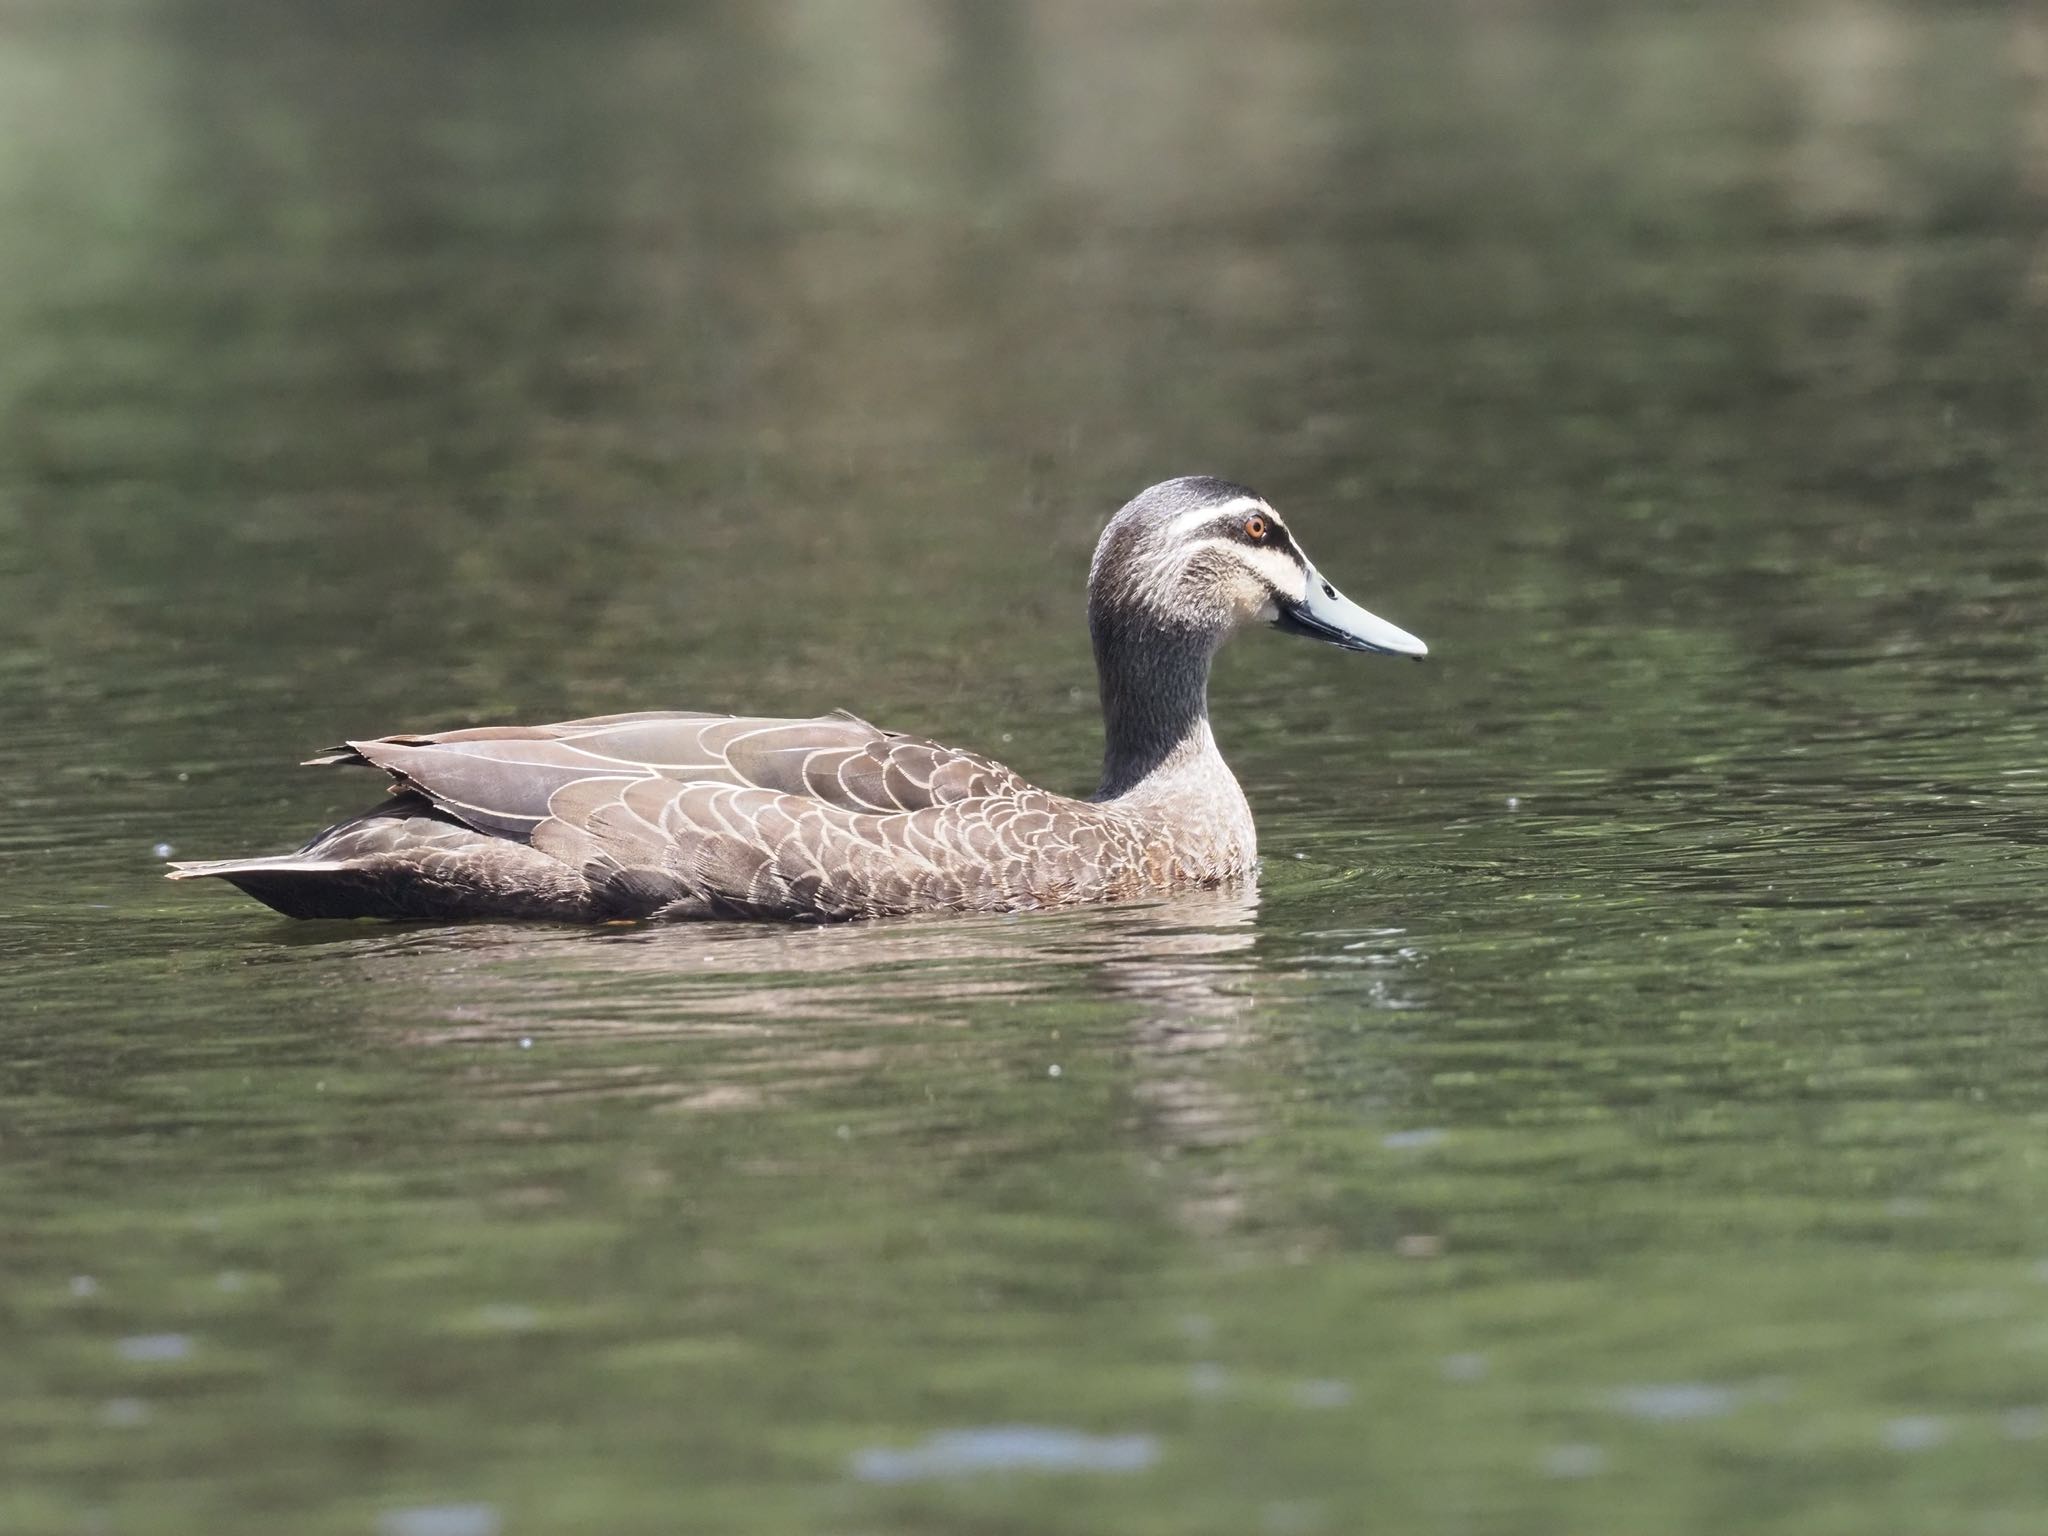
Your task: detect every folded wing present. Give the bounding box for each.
[313,710,1032,841]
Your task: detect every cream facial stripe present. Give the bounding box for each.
[1241,543,1308,600]
[1161,534,1309,604]
[1162,496,1268,542]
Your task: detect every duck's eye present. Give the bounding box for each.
[1243,515,1268,541]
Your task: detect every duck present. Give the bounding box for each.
[167,476,1427,923]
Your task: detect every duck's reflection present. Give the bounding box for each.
[302,881,1262,1033]
[266,881,1430,1237]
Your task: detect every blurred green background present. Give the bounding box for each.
[3,3,2046,1534]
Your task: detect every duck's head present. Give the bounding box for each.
[1088,476,1428,659]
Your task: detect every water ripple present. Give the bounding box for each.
[851,1426,1160,1483]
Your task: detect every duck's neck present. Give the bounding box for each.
[1090,611,1231,801]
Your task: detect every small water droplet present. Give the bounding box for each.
[377,1505,502,1536]
[1541,1443,1606,1479]
[1047,1064,1062,1079]
[1381,1128,1446,1151]
[473,1305,539,1333]
[1504,797,1519,811]
[1882,1415,1948,1452]
[152,842,174,859]
[836,1124,852,1141]
[518,1038,533,1050]
[1291,1379,1353,1409]
[1608,1382,1741,1422]
[116,1334,192,1363]
[1441,1352,1488,1383]
[851,1426,1157,1483]
[101,1397,150,1428]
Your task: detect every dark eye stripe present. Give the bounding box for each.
[1219,513,1294,555]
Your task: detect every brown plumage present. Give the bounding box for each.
[168,477,1427,923]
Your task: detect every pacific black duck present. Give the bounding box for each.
[168,477,1426,922]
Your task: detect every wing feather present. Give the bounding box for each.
[315,711,1029,840]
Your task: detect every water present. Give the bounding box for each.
[3,2,2046,1533]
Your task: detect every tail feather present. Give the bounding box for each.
[165,857,401,920]
[166,858,349,880]
[300,745,367,767]
[165,800,600,921]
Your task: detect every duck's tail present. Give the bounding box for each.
[165,855,383,919]
[166,857,345,879]
[164,796,603,922]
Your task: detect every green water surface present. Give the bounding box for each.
[3,3,2046,1533]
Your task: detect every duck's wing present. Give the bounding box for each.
[313,710,1031,841]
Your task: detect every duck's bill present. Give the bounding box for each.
[1272,569,1428,658]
